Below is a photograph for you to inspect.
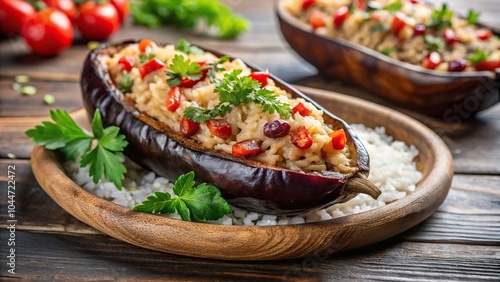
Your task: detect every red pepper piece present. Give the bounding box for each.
[207,119,232,139]
[329,129,346,150]
[309,10,326,30]
[292,102,312,116]
[333,6,350,27]
[391,12,406,35]
[301,0,315,10]
[118,55,135,72]
[232,140,262,158]
[249,71,269,87]
[165,87,181,112]
[474,58,500,72]
[139,58,166,79]
[180,117,200,138]
[139,38,156,53]
[178,62,208,88]
[291,126,313,149]
[476,29,492,41]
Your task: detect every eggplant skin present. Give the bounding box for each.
[80,41,371,215]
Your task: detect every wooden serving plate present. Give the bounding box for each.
[276,0,500,117]
[30,89,453,261]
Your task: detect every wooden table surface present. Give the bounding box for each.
[1,0,499,280]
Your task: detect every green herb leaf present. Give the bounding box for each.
[370,22,388,33]
[468,48,490,64]
[466,9,480,25]
[207,55,229,83]
[382,0,402,13]
[165,55,204,86]
[43,94,55,105]
[175,39,204,55]
[184,69,291,122]
[428,3,453,31]
[132,171,231,222]
[381,48,397,56]
[424,35,445,51]
[118,73,134,93]
[139,53,156,64]
[25,109,128,189]
[130,0,250,39]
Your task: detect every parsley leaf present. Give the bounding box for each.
[165,55,204,86]
[130,0,250,39]
[428,3,453,31]
[184,69,292,123]
[132,171,232,222]
[175,39,204,55]
[424,35,445,51]
[466,9,480,25]
[139,53,156,64]
[382,0,403,13]
[26,109,128,189]
[468,48,490,64]
[381,48,397,56]
[118,73,134,93]
[370,22,388,33]
[207,55,229,83]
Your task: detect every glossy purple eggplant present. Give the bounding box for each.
[80,41,380,215]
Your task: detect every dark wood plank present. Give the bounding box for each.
[0,231,498,280]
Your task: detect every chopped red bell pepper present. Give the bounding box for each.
[118,55,135,72]
[180,117,200,138]
[329,129,346,150]
[232,140,262,158]
[165,87,181,112]
[207,119,232,139]
[291,126,313,149]
[139,58,166,79]
[292,102,312,116]
[249,71,269,87]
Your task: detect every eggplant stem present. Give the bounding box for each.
[345,174,381,199]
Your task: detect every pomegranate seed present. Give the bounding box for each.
[207,119,232,139]
[443,28,458,45]
[413,24,426,36]
[447,59,467,72]
[232,140,262,158]
[180,118,200,138]
[291,126,313,149]
[263,120,290,138]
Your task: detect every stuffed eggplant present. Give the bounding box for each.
[80,39,380,215]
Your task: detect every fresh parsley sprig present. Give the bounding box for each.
[165,55,204,86]
[207,55,229,83]
[428,3,454,31]
[468,48,490,64]
[139,53,156,64]
[26,109,128,189]
[183,69,292,123]
[132,171,231,222]
[118,73,134,93]
[466,9,480,25]
[175,39,204,55]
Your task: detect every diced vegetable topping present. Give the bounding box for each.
[329,129,346,150]
[291,126,313,149]
[443,28,458,46]
[180,117,200,138]
[139,38,156,53]
[118,55,135,72]
[263,120,290,138]
[207,119,232,139]
[390,12,406,35]
[301,0,315,11]
[232,140,262,158]
[333,6,350,27]
[292,102,312,116]
[475,29,492,41]
[447,59,467,72]
[309,10,326,29]
[139,58,166,79]
[422,51,442,69]
[249,71,269,87]
[165,87,181,112]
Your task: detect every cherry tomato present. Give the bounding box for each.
[111,0,129,23]
[291,126,313,149]
[42,0,76,22]
[422,51,442,70]
[292,102,312,116]
[333,6,350,27]
[474,59,500,72]
[207,119,232,139]
[178,62,208,88]
[301,0,315,10]
[249,71,269,87]
[139,58,166,79]
[0,0,35,34]
[443,28,458,45]
[139,38,156,53]
[165,87,181,112]
[413,24,426,36]
[232,140,262,158]
[329,129,346,150]
[180,118,200,138]
[309,10,325,30]
[21,8,73,57]
[475,29,492,41]
[391,12,406,35]
[76,1,120,41]
[118,55,135,72]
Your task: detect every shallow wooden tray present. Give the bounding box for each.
[276,0,500,117]
[31,89,453,261]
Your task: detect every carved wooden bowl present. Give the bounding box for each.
[276,0,500,117]
[31,89,453,261]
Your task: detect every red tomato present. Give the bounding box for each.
[309,10,325,30]
[292,102,312,116]
[165,87,181,112]
[329,129,346,150]
[232,140,262,158]
[443,28,458,45]
[301,0,315,10]
[76,1,120,41]
[180,118,200,138]
[42,0,76,22]
[249,71,269,87]
[21,8,73,57]
[474,59,500,72]
[111,0,129,23]
[178,62,208,88]
[139,58,166,79]
[118,55,135,72]
[207,119,232,139]
[475,29,492,41]
[391,12,406,35]
[291,126,313,149]
[139,38,156,53]
[0,0,35,34]
[422,51,442,70]
[333,6,350,27]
